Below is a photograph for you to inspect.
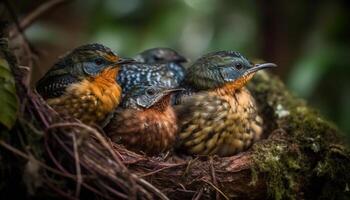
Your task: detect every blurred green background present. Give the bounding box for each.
[6,0,350,134]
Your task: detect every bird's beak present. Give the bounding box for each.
[149,88,185,108]
[116,57,136,65]
[245,63,277,75]
[162,88,185,94]
[173,55,189,63]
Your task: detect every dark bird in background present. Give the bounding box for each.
[105,85,182,155]
[117,48,188,96]
[134,47,187,65]
[174,51,277,156]
[36,43,134,125]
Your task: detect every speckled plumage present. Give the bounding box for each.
[175,51,276,156]
[105,85,180,155]
[36,43,133,125]
[175,88,263,156]
[134,47,187,64]
[117,63,183,95]
[117,48,187,96]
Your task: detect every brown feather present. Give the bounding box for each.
[105,97,177,155]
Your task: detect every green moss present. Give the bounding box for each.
[313,145,350,200]
[251,139,308,200]
[248,72,350,200]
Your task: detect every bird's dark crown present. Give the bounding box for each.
[185,50,276,90]
[63,43,118,64]
[135,47,187,64]
[73,43,114,53]
[42,43,122,80]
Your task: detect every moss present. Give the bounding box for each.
[313,145,350,200]
[251,138,308,200]
[248,72,350,200]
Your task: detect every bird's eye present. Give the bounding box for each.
[235,63,243,70]
[94,58,104,65]
[146,88,156,96]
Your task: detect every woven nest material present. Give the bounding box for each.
[1,37,349,200]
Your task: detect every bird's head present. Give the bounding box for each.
[134,47,187,64]
[44,43,134,80]
[36,43,136,99]
[123,85,183,110]
[185,51,277,90]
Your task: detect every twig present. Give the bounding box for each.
[3,0,36,67]
[81,154,132,195]
[0,139,108,198]
[46,129,131,198]
[182,157,199,177]
[134,175,170,200]
[107,139,125,161]
[72,134,82,198]
[209,156,220,200]
[18,117,43,136]
[9,0,71,38]
[192,187,203,200]
[79,182,110,200]
[98,181,128,200]
[178,183,187,190]
[44,130,71,173]
[47,123,125,166]
[201,179,229,200]
[139,162,187,178]
[30,95,51,128]
[44,178,78,200]
[135,184,153,200]
[0,140,75,179]
[46,122,147,198]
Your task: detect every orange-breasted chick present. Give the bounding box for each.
[104,85,182,155]
[36,43,134,125]
[175,51,277,156]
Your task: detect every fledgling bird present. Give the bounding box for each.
[174,51,277,157]
[117,48,188,96]
[134,47,187,64]
[104,85,182,155]
[134,48,187,81]
[36,43,134,125]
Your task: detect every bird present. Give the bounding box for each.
[104,84,182,155]
[36,43,134,125]
[134,48,187,80]
[174,51,277,157]
[134,47,187,64]
[117,48,188,96]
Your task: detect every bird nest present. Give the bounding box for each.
[1,38,349,200]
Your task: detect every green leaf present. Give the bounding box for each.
[0,57,18,129]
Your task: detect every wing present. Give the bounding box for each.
[36,73,78,99]
[36,58,78,99]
